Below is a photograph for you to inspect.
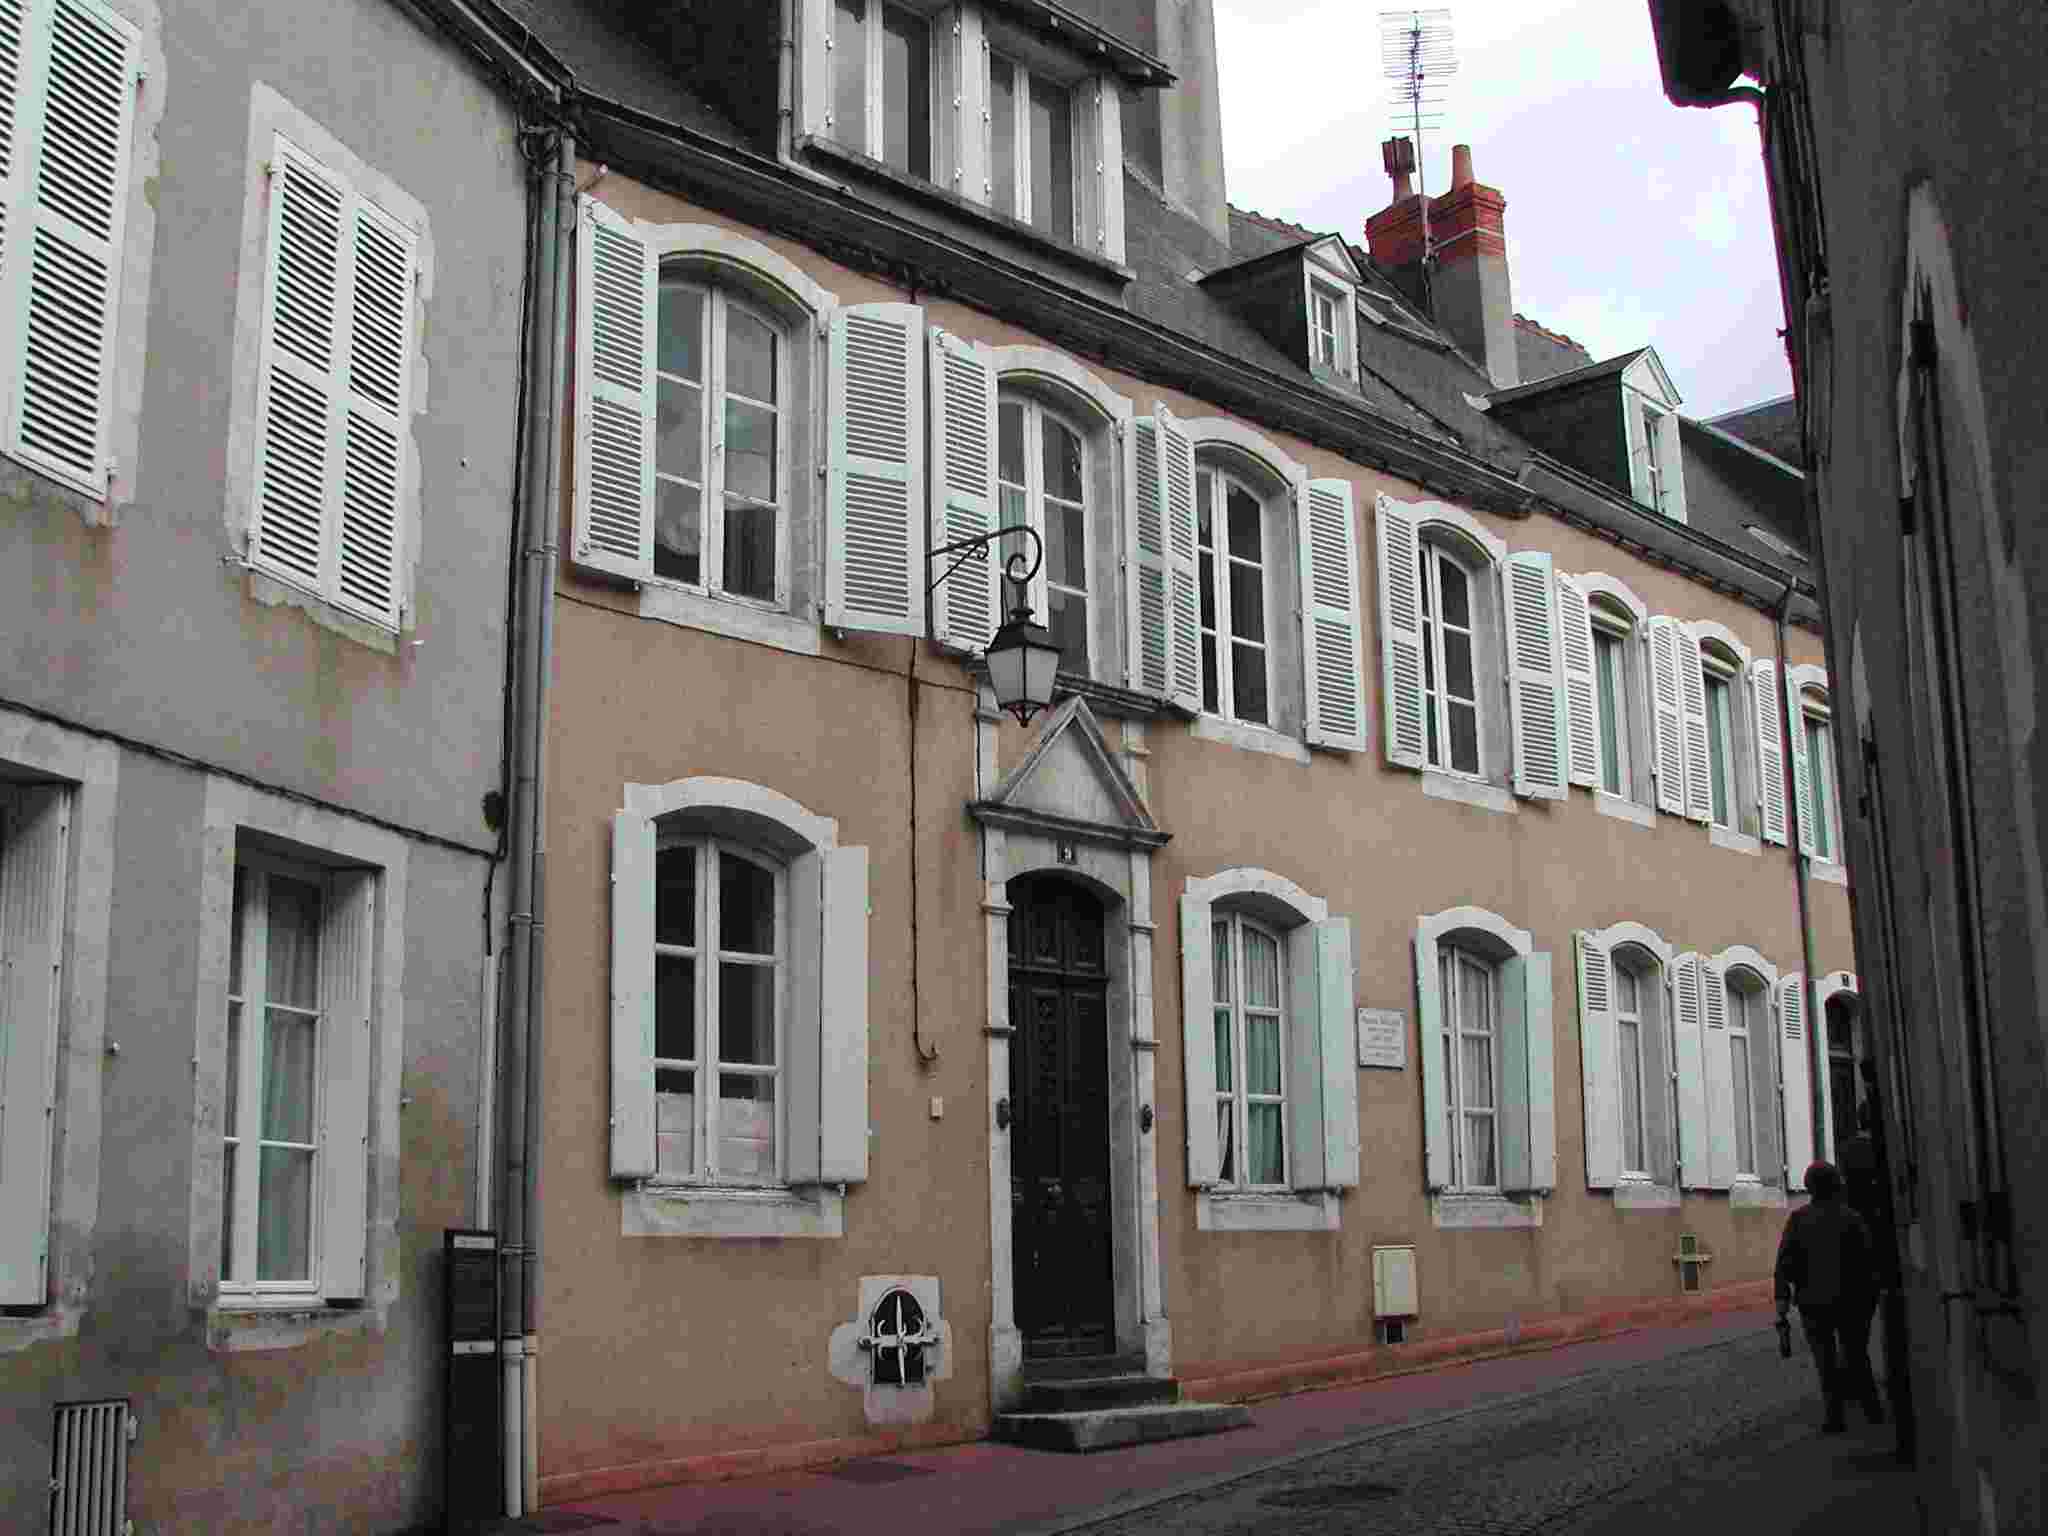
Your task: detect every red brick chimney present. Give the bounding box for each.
[1366,141,1519,388]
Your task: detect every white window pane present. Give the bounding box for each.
[1246,1013,1282,1095]
[1731,1033,1755,1174]
[657,281,703,381]
[722,498,776,602]
[880,3,931,179]
[725,307,777,405]
[655,845,696,947]
[1215,1097,1235,1183]
[719,853,775,954]
[265,875,323,1010]
[224,1000,243,1134]
[833,0,867,148]
[655,953,696,1062]
[1213,1006,1234,1090]
[1242,927,1280,1009]
[1457,955,1488,1034]
[1212,920,1233,1002]
[656,376,705,487]
[718,962,775,1066]
[1042,416,1083,503]
[656,1067,695,1177]
[1460,1033,1494,1110]
[1463,1113,1496,1186]
[1026,74,1071,237]
[1247,1102,1284,1184]
[989,56,1017,216]
[1047,585,1089,675]
[1619,1019,1644,1171]
[718,1074,777,1180]
[654,480,702,586]
[261,1009,317,1144]
[256,1146,314,1281]
[1615,964,1639,1016]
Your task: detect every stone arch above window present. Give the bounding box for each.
[1185,866,1329,929]
[624,775,838,855]
[1714,944,1779,991]
[1181,417,1308,493]
[644,223,840,323]
[1576,573,1649,625]
[990,345,1132,427]
[1417,904,1533,962]
[1688,619,1753,670]
[1412,501,1508,568]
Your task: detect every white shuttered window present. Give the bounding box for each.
[826,301,925,635]
[1503,550,1565,798]
[0,783,67,1305]
[248,133,419,630]
[1298,476,1368,752]
[0,0,139,497]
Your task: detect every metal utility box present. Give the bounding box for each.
[1372,1244,1419,1318]
[443,1229,501,1533]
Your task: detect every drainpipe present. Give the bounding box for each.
[1774,579,1826,1180]
[502,118,573,1520]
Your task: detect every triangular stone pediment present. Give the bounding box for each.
[971,697,1169,851]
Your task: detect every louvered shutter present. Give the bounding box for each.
[1375,496,1427,769]
[1287,917,1358,1191]
[1159,408,1201,711]
[927,329,999,653]
[1298,477,1368,751]
[1700,957,1736,1189]
[1751,659,1789,845]
[2,0,136,495]
[1178,890,1218,1187]
[826,302,925,635]
[1557,575,1599,787]
[572,197,656,581]
[0,785,66,1305]
[335,200,415,627]
[1413,927,1451,1190]
[1785,674,1817,856]
[1523,950,1556,1192]
[1677,626,1713,822]
[1092,74,1125,264]
[1624,395,1652,505]
[1646,617,1685,814]
[1777,974,1814,1177]
[1504,551,1566,798]
[817,846,870,1182]
[1670,953,1711,1190]
[1576,932,1620,1189]
[318,870,374,1301]
[609,809,656,1179]
[797,0,829,138]
[1122,415,1172,697]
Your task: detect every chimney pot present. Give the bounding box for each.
[1450,144,1474,189]
[1381,136,1415,200]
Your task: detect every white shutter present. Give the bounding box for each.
[608,809,656,1179]
[1413,927,1451,1190]
[318,870,374,1301]
[1523,950,1555,1192]
[797,0,829,138]
[1093,74,1125,264]
[1575,932,1620,1190]
[1375,496,1427,769]
[572,197,656,581]
[1700,957,1736,1189]
[1178,890,1218,1187]
[0,785,66,1305]
[250,139,347,595]
[1504,550,1566,798]
[0,0,25,318]
[335,200,415,627]
[826,301,925,635]
[1670,953,1711,1190]
[1624,394,1651,504]
[4,0,136,495]
[1288,916,1358,1191]
[1557,575,1599,787]
[1647,617,1686,815]
[927,328,999,653]
[1298,477,1368,752]
[1677,624,1714,822]
[1159,408,1201,711]
[1751,659,1788,844]
[1123,415,1172,697]
[1777,974,1814,1178]
[817,845,869,1182]
[1785,672,1817,856]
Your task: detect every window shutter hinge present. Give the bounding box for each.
[262,160,277,180]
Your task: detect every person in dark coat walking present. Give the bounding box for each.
[1775,1159,1883,1432]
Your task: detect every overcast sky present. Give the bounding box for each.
[1212,0,1791,418]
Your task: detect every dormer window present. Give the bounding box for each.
[989,54,1076,242]
[833,0,932,179]
[1310,283,1344,370]
[1639,402,1670,513]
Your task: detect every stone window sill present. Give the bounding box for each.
[1710,824,1762,856]
[641,581,820,657]
[1807,856,1847,886]
[1611,1181,1681,1210]
[206,1302,373,1353]
[1190,714,1311,765]
[1432,1192,1543,1229]
[623,1182,845,1239]
[0,1307,82,1355]
[1729,1181,1788,1210]
[243,566,401,654]
[1421,770,1517,815]
[1196,1189,1339,1232]
[1593,792,1655,828]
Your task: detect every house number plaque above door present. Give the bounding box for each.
[1356,1008,1407,1070]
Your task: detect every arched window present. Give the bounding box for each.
[1578,922,1677,1191]
[1588,598,1640,800]
[1197,462,1275,726]
[1438,942,1501,1189]
[1798,685,1841,861]
[1613,950,1651,1175]
[1420,540,1483,776]
[1722,966,1775,1180]
[1210,909,1287,1187]
[1700,638,1745,831]
[997,395,1091,672]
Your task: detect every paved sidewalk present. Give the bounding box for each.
[540,1305,1846,1536]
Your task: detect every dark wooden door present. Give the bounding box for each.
[1008,876,1115,1360]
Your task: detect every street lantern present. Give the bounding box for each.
[983,602,1062,725]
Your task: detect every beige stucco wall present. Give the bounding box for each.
[538,172,1853,1485]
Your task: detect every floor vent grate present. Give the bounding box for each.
[49,1399,132,1536]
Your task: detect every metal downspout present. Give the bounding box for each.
[1774,581,1825,1177]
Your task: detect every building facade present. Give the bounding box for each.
[1651,3,2048,1533]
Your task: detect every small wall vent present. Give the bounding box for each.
[1674,1232,1713,1293]
[1372,1245,1419,1319]
[50,1399,132,1536]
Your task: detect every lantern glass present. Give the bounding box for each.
[986,605,1060,724]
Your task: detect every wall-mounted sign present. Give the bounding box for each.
[1357,1008,1406,1070]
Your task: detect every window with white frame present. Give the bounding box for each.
[997,396,1090,672]
[1440,945,1500,1189]
[1310,283,1344,371]
[1640,404,1669,513]
[832,0,932,180]
[1613,959,1650,1176]
[1702,646,1740,830]
[0,782,68,1306]
[1419,542,1482,776]
[1578,925,1679,1191]
[1725,970,1763,1177]
[1196,463,1273,727]
[1210,911,1287,1188]
[988,51,1075,242]
[1799,689,1840,861]
[1591,608,1634,799]
[653,276,787,604]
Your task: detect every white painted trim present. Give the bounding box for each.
[1197,1190,1339,1232]
[1815,971,1859,1011]
[1416,904,1533,959]
[1180,416,1309,490]
[1431,1193,1542,1229]
[1573,572,1649,624]
[1422,769,1517,815]
[1622,347,1681,407]
[1188,714,1311,763]
[1586,920,1673,970]
[1729,1181,1788,1209]
[1612,1181,1682,1210]
[990,345,1133,425]
[638,584,823,656]
[624,776,837,850]
[1807,857,1848,886]
[1594,792,1655,828]
[1688,619,1754,670]
[1710,824,1762,856]
[1785,662,1829,698]
[1714,945,1779,990]
[636,220,840,321]
[1183,866,1328,923]
[1384,494,1508,565]
[622,1183,845,1239]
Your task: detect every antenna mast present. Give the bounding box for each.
[1379,8,1457,204]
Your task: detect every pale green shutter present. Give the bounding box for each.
[571,197,656,581]
[1179,889,1218,1187]
[1524,950,1555,1191]
[1557,575,1599,787]
[1288,916,1358,1192]
[1158,408,1201,712]
[1499,949,1555,1194]
[817,845,870,1183]
[334,199,416,627]
[1576,931,1620,1189]
[1375,496,1427,769]
[1123,415,1172,696]
[1677,625,1713,822]
[1414,927,1451,1190]
[1299,478,1368,752]
[1785,674,1817,856]
[0,785,65,1305]
[318,870,374,1301]
[1670,952,1711,1190]
[927,328,999,653]
[609,809,656,1179]
[1776,974,1814,1178]
[1700,958,1736,1188]
[1504,550,1566,798]
[1751,659,1789,845]
[826,302,926,635]
[1647,617,1686,815]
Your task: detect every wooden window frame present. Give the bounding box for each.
[1195,461,1276,728]
[1440,945,1503,1193]
[1419,541,1485,779]
[1209,909,1289,1191]
[996,393,1090,675]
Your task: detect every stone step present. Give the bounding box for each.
[1021,1351,1148,1381]
[1020,1372,1181,1413]
[993,1400,1252,1454]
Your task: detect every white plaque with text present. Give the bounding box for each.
[1356,1008,1406,1069]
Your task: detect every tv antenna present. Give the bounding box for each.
[1379,9,1457,202]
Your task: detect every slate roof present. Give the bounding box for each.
[1705,395,1803,468]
